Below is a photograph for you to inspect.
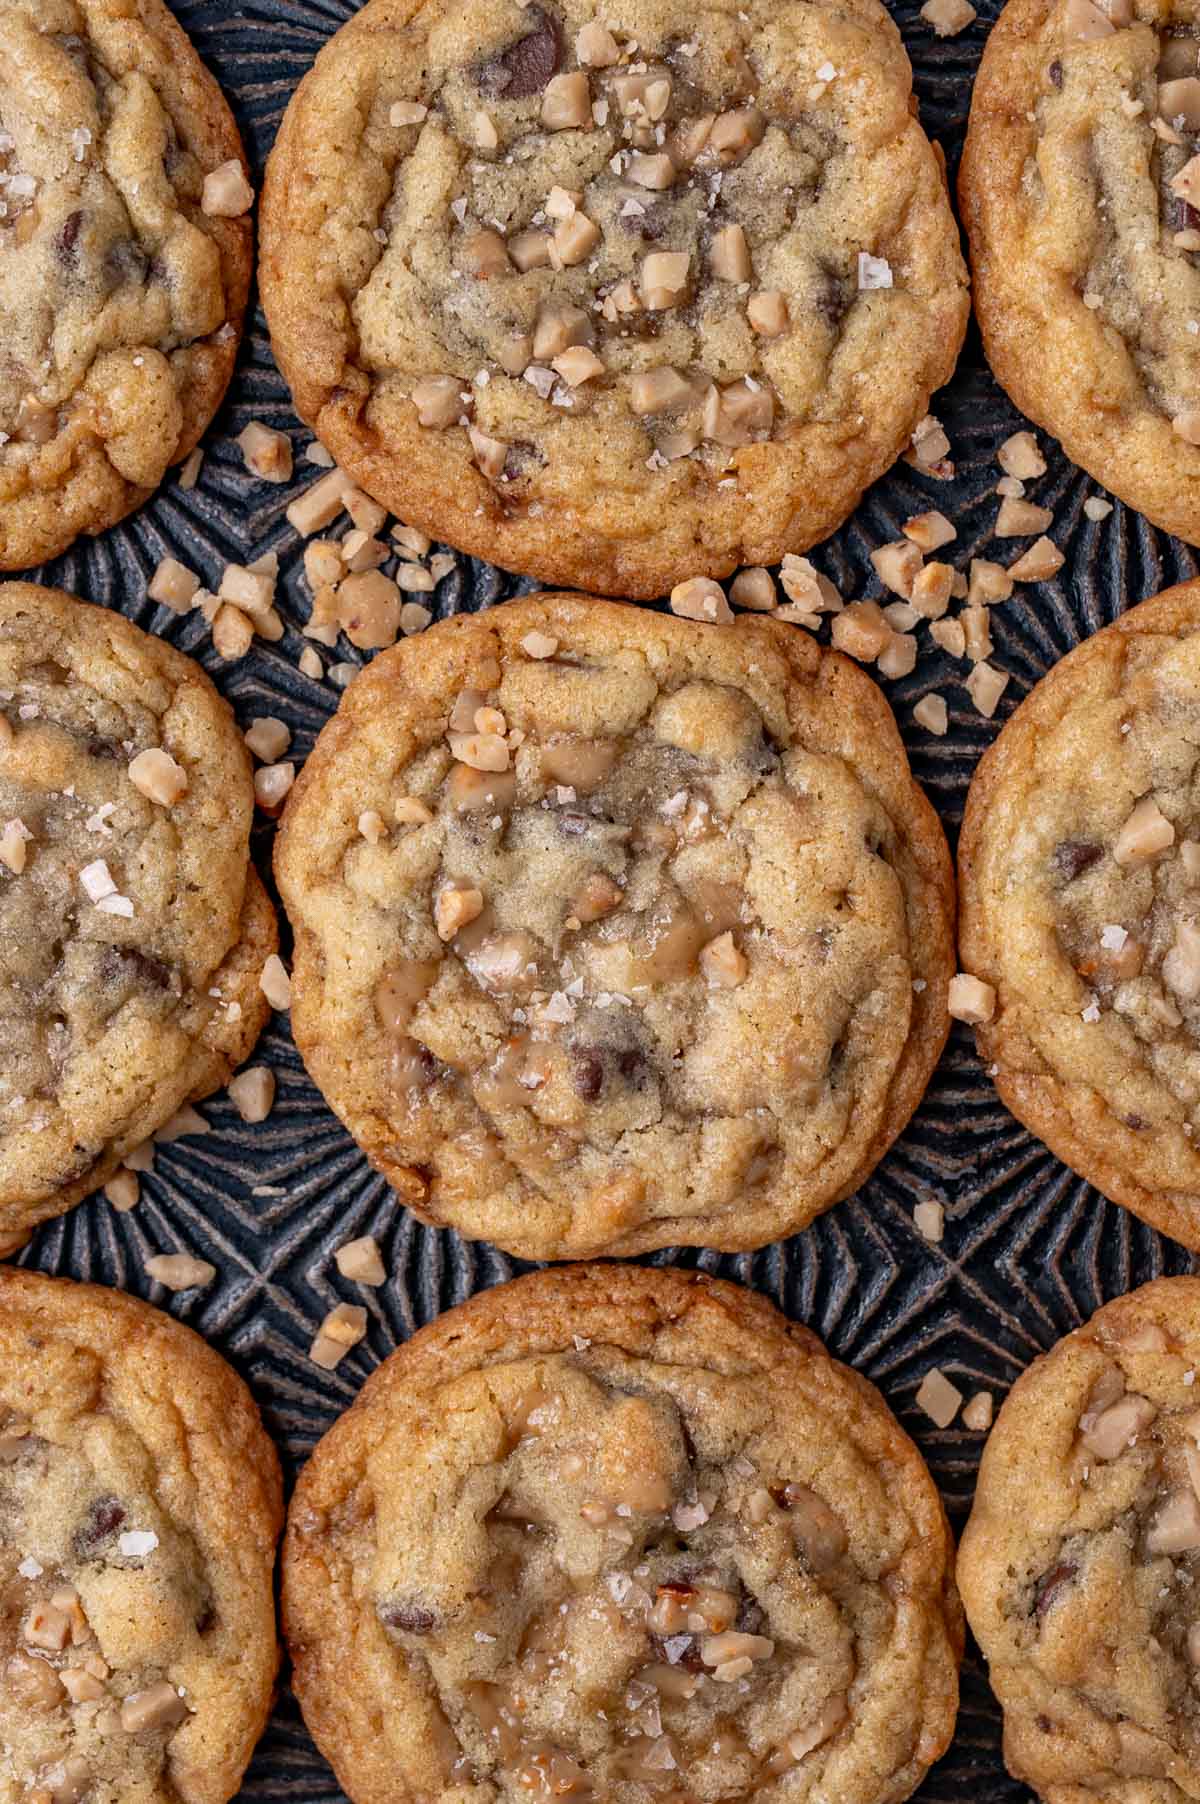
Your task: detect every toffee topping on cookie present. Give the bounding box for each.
[276,599,954,1259]
[284,1267,962,1804]
[0,2,252,569]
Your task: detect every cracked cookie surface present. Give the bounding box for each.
[0,1266,282,1804]
[0,581,276,1254]
[284,1264,963,1804]
[260,0,968,598]
[961,0,1200,543]
[960,579,1200,1251]
[0,0,252,571]
[958,1277,1200,1804]
[274,594,954,1261]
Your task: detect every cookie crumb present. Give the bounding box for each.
[903,510,956,552]
[144,1253,216,1291]
[948,972,996,1023]
[128,748,188,807]
[390,100,428,125]
[298,646,325,680]
[965,661,1009,718]
[995,497,1053,537]
[228,1067,275,1123]
[201,159,254,217]
[103,1170,140,1213]
[913,693,948,735]
[1008,536,1064,581]
[1083,496,1114,521]
[730,567,777,611]
[178,448,204,490]
[914,1199,945,1241]
[244,718,291,762]
[336,1236,387,1286]
[832,601,892,663]
[310,1303,369,1370]
[260,954,292,1010]
[997,431,1046,480]
[254,762,296,811]
[916,1368,962,1427]
[287,468,356,536]
[148,557,201,613]
[521,630,559,658]
[920,0,976,33]
[961,1391,994,1432]
[154,1104,210,1143]
[238,422,293,484]
[669,577,733,624]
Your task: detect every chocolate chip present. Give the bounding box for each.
[101,946,173,990]
[54,210,85,269]
[1048,58,1063,87]
[1033,1561,1076,1618]
[85,735,123,761]
[1169,194,1200,234]
[1052,840,1102,883]
[73,1494,125,1558]
[571,1051,604,1101]
[478,6,563,98]
[105,238,150,290]
[377,1598,438,1633]
[815,268,850,329]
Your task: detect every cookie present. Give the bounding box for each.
[959,578,1200,1252]
[958,1276,1200,1804]
[274,593,955,1260]
[0,0,253,572]
[0,1265,282,1804]
[259,0,969,599]
[0,581,276,1256]
[284,1263,963,1804]
[960,0,1200,544]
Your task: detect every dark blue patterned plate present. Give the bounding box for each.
[18,1,1200,1798]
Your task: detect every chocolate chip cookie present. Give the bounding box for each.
[260,0,969,599]
[0,0,253,572]
[959,1277,1200,1804]
[959,578,1200,1252]
[0,581,276,1256]
[274,594,955,1260]
[284,1264,963,1804]
[0,1265,282,1804]
[961,0,1200,544]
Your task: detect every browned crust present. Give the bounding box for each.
[958,578,1200,1251]
[260,0,969,600]
[959,0,1200,546]
[0,582,277,1255]
[283,1263,964,1804]
[0,0,253,573]
[957,1276,1200,1804]
[0,1265,284,1804]
[274,593,955,1259]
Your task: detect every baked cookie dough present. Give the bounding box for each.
[0,0,253,572]
[274,594,955,1260]
[961,0,1200,544]
[959,1277,1200,1804]
[260,0,969,599]
[959,578,1200,1252]
[0,1266,282,1804]
[0,582,276,1255]
[284,1264,963,1804]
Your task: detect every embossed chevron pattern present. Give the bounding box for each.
[12,0,1200,1799]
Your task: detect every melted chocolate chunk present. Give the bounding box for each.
[85,734,123,761]
[73,1494,126,1558]
[478,7,563,98]
[1033,1560,1077,1618]
[378,1598,438,1634]
[571,1050,604,1101]
[54,210,85,269]
[100,946,173,990]
[105,238,151,289]
[1052,839,1102,883]
[815,268,851,330]
[1047,58,1063,87]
